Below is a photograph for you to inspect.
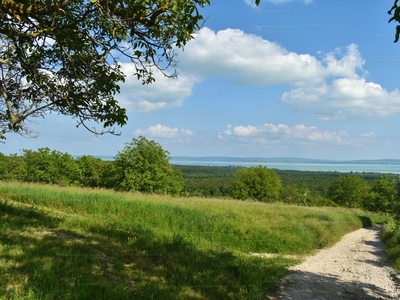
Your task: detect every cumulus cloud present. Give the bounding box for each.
[176,27,400,117]
[321,44,365,79]
[219,123,348,142]
[116,26,399,118]
[178,27,329,87]
[282,78,400,116]
[134,124,194,138]
[177,28,370,89]
[118,64,199,112]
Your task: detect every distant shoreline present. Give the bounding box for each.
[170,161,400,174]
[170,156,400,165]
[74,155,400,174]
[83,155,400,165]
[170,157,400,174]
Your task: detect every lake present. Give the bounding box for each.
[169,159,400,174]
[92,156,400,174]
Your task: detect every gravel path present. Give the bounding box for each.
[270,225,400,300]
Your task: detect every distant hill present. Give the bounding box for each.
[171,156,400,165]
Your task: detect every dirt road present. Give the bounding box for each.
[271,226,400,299]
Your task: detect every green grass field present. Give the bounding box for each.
[0,181,393,299]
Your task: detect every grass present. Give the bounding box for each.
[382,220,400,271]
[0,181,392,300]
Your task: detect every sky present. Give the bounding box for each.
[2,0,400,160]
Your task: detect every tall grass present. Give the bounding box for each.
[382,220,400,271]
[0,181,391,299]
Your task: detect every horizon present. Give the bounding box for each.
[67,154,400,163]
[2,0,400,160]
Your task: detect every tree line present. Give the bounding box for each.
[1,136,399,215]
[0,136,183,195]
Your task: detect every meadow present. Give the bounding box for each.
[0,181,392,299]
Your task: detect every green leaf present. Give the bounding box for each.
[395,25,400,42]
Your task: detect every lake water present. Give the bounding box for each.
[92,156,400,174]
[169,160,400,174]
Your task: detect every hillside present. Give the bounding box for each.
[0,181,391,299]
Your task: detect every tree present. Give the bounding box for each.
[0,152,27,180]
[280,185,336,207]
[327,175,370,208]
[0,0,213,140]
[388,0,400,42]
[114,136,183,195]
[75,155,106,188]
[395,176,400,200]
[229,165,282,202]
[21,147,80,185]
[99,160,119,189]
[393,177,400,221]
[366,175,397,213]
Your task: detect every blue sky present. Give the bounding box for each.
[3,0,400,160]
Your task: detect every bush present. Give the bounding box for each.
[21,148,80,186]
[0,153,27,181]
[327,175,370,208]
[229,165,281,202]
[366,175,397,213]
[75,155,106,188]
[114,136,183,195]
[281,185,337,207]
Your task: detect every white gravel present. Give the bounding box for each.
[270,225,400,300]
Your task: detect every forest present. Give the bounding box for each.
[177,165,399,198]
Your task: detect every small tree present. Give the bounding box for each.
[75,155,107,188]
[229,165,282,202]
[327,175,369,208]
[395,176,400,201]
[0,153,27,181]
[366,175,397,213]
[114,136,183,195]
[21,147,80,185]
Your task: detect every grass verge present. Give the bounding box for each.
[0,181,391,299]
[382,220,400,271]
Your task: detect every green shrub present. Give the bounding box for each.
[229,165,282,202]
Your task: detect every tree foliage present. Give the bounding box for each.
[229,165,282,202]
[0,138,183,195]
[327,175,370,208]
[114,136,183,195]
[0,152,26,180]
[75,155,106,188]
[0,0,211,139]
[280,185,337,207]
[388,0,400,42]
[367,175,397,213]
[21,147,80,185]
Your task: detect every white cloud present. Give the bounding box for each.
[281,78,400,116]
[360,132,377,138]
[178,27,328,87]
[321,44,365,79]
[134,124,194,138]
[233,125,259,136]
[219,123,348,142]
[118,64,199,112]
[177,27,400,118]
[178,28,369,88]
[116,27,400,118]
